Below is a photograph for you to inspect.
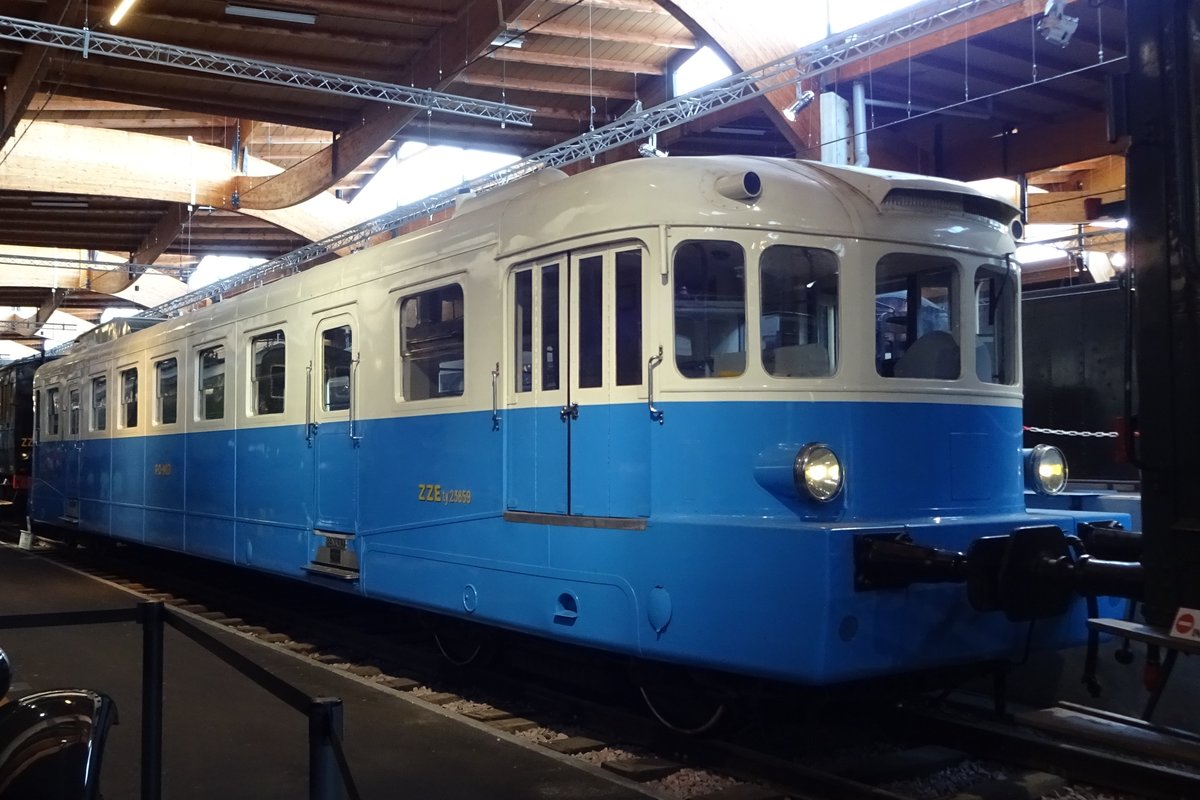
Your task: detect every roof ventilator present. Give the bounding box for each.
[715,171,762,203]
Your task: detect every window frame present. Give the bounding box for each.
[248,328,287,417]
[399,281,466,402]
[195,341,227,422]
[154,355,179,426]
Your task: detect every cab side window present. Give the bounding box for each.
[673,240,746,378]
[46,387,61,436]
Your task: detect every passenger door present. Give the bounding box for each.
[62,383,81,519]
[505,246,650,519]
[311,311,359,533]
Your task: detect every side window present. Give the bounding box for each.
[975,264,1017,385]
[155,358,178,425]
[251,330,286,415]
[68,388,80,436]
[322,325,352,412]
[91,376,107,431]
[761,245,838,378]
[198,345,226,420]
[120,368,138,429]
[401,284,464,400]
[541,266,560,391]
[875,253,960,380]
[46,387,61,436]
[673,240,746,378]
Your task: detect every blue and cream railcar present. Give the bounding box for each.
[30,156,1127,685]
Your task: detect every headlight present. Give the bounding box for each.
[1025,444,1068,495]
[794,443,843,502]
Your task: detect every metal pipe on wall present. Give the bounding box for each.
[852,80,870,167]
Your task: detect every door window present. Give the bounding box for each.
[615,250,642,386]
[156,358,178,425]
[198,345,226,420]
[322,325,353,411]
[120,368,138,428]
[91,376,107,431]
[46,387,60,436]
[577,255,604,389]
[68,388,80,435]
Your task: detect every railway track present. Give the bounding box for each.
[9,529,1195,800]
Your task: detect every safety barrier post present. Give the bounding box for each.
[138,600,165,800]
[308,696,344,800]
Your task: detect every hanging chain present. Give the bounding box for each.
[1024,426,1120,438]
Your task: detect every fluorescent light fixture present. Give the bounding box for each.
[490,32,524,48]
[31,200,89,209]
[225,5,317,25]
[110,0,139,25]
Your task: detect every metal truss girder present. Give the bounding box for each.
[0,15,533,126]
[141,0,1022,318]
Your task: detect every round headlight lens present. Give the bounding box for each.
[1028,444,1068,495]
[794,443,844,502]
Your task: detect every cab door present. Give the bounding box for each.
[505,246,650,519]
[568,247,650,518]
[505,259,568,513]
[311,311,359,532]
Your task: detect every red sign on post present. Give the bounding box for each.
[1170,608,1200,640]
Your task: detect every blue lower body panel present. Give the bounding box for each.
[30,401,1133,684]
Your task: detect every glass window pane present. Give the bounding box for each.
[615,250,643,386]
[761,246,838,378]
[322,326,352,411]
[251,330,286,415]
[673,240,746,378]
[975,265,1017,385]
[401,285,464,400]
[156,358,177,425]
[122,369,138,428]
[69,389,80,435]
[541,265,560,391]
[875,253,960,379]
[514,271,533,393]
[198,346,225,420]
[47,388,60,436]
[578,255,604,389]
[92,377,107,431]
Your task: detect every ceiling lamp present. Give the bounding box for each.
[225,5,317,25]
[109,0,140,26]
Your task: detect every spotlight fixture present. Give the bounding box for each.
[225,5,317,25]
[782,89,816,123]
[1037,0,1078,47]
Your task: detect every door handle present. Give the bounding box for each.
[560,402,579,421]
[648,346,664,424]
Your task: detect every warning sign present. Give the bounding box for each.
[1170,607,1200,641]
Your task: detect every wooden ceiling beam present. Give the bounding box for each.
[132,12,421,49]
[658,0,814,154]
[0,121,359,241]
[515,19,695,49]
[233,0,540,210]
[831,0,1044,82]
[218,0,455,26]
[1,0,78,147]
[487,46,665,75]
[455,72,637,100]
[543,0,670,13]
